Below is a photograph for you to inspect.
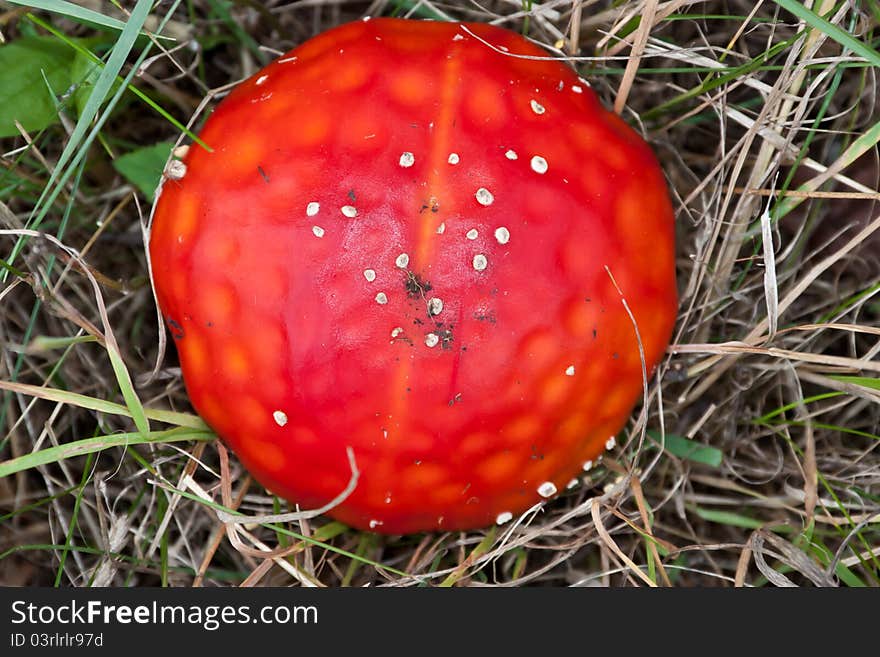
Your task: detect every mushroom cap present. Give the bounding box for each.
[149,18,678,534]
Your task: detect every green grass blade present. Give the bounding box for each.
[753,392,846,423]
[6,0,173,439]
[6,0,166,36]
[0,485,79,522]
[53,450,94,587]
[154,482,412,579]
[643,37,794,120]
[105,341,150,437]
[773,0,880,67]
[834,561,867,587]
[26,14,208,150]
[693,508,767,530]
[439,527,496,587]
[204,0,267,65]
[0,428,214,478]
[820,281,880,323]
[827,376,880,391]
[29,335,99,350]
[4,0,154,275]
[778,421,880,442]
[648,430,723,467]
[0,544,249,582]
[774,117,880,220]
[0,379,207,429]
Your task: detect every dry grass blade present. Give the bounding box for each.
[751,529,837,587]
[630,476,672,586]
[674,341,880,373]
[685,212,880,387]
[591,499,657,587]
[760,202,779,337]
[613,0,659,115]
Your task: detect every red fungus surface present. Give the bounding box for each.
[149,17,678,534]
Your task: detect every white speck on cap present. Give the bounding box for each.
[166,160,187,180]
[395,253,410,268]
[538,481,557,498]
[475,188,494,206]
[531,155,548,174]
[436,222,446,234]
[567,478,579,490]
[494,226,510,244]
[606,436,617,450]
[448,152,460,165]
[505,149,518,160]
[311,225,324,238]
[466,228,478,240]
[272,410,288,427]
[565,365,575,376]
[530,99,546,115]
[496,511,513,525]
[341,205,358,218]
[473,254,488,271]
[427,297,443,316]
[452,34,464,41]
[256,75,268,85]
[363,269,376,282]
[375,292,388,305]
[425,333,440,348]
[572,85,583,94]
[583,460,593,472]
[368,519,383,529]
[306,201,320,216]
[399,152,415,168]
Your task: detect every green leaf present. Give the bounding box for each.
[112,142,174,201]
[0,36,73,137]
[647,430,724,467]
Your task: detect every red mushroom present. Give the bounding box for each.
[148,17,677,533]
